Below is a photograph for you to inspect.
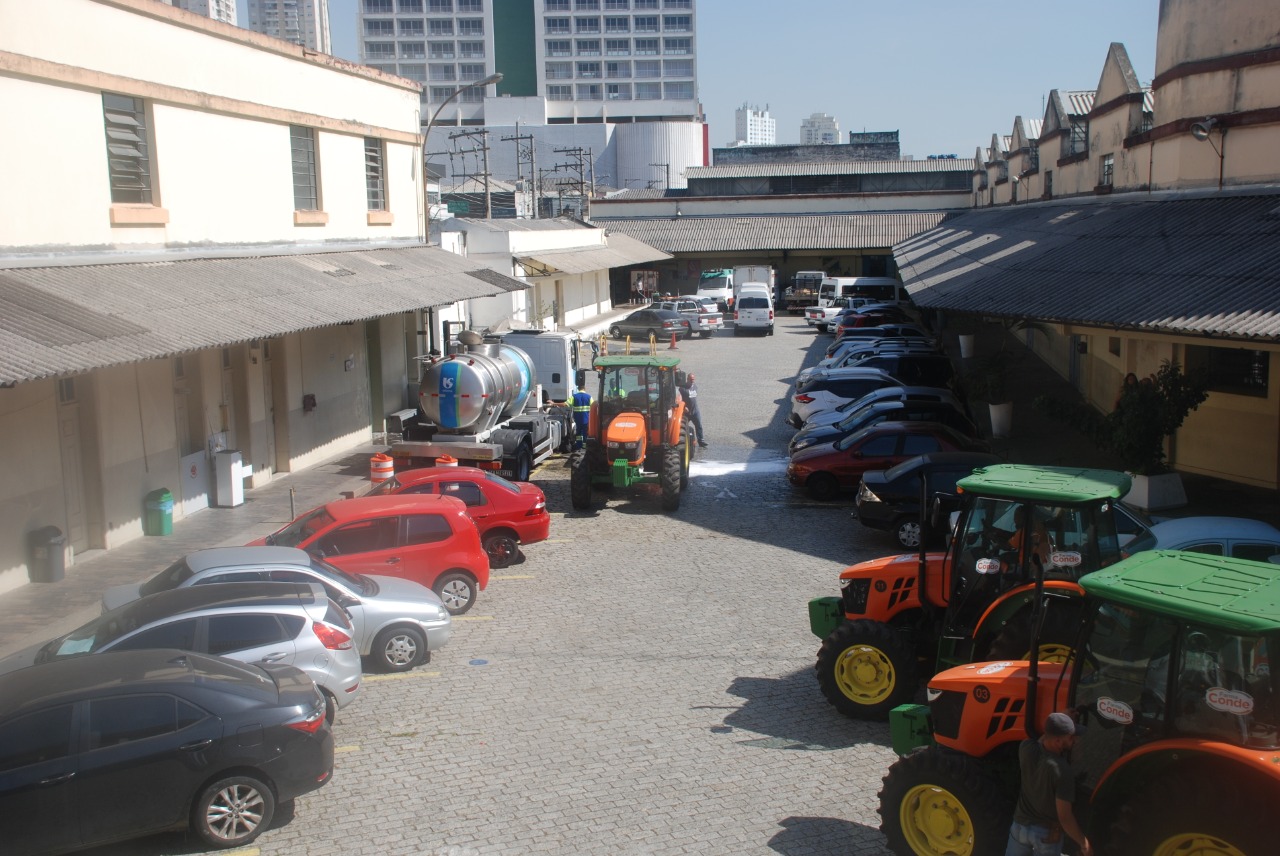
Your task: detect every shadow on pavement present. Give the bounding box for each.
[711,669,892,752]
[767,815,887,855]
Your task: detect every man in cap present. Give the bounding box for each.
[1005,711,1091,856]
[680,372,708,448]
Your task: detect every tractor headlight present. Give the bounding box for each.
[607,440,640,454]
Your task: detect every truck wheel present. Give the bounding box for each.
[806,472,840,501]
[1106,774,1270,856]
[660,446,682,512]
[878,746,1011,856]
[433,571,477,615]
[816,619,917,719]
[893,516,922,549]
[569,449,592,510]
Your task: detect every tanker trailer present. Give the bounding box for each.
[391,331,572,481]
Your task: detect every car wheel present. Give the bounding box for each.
[483,531,521,569]
[894,517,922,550]
[609,325,622,339]
[321,690,336,725]
[806,472,840,501]
[192,775,276,849]
[646,328,660,341]
[434,571,478,615]
[372,624,428,673]
[700,330,712,339]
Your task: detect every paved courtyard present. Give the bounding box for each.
[84,315,906,856]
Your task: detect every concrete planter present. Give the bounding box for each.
[989,401,1013,439]
[1124,472,1188,511]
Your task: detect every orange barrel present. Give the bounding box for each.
[436,454,459,467]
[370,453,394,483]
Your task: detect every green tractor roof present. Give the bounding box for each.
[594,354,682,370]
[1081,550,1280,634]
[956,464,1131,504]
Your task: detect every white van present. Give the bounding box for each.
[816,276,905,308]
[734,284,774,336]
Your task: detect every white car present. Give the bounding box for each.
[801,386,964,430]
[1125,516,1280,560]
[788,368,902,427]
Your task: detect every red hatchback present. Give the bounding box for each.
[786,421,988,501]
[250,495,489,615]
[366,466,550,568]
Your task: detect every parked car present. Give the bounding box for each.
[1125,516,1280,560]
[799,386,967,431]
[788,368,904,427]
[805,297,877,331]
[366,466,549,568]
[825,323,933,357]
[650,298,725,338]
[103,546,453,672]
[854,452,1004,547]
[5,582,361,723]
[789,398,979,456]
[250,496,489,615]
[787,421,988,500]
[833,307,910,336]
[843,352,956,388]
[608,308,692,340]
[0,649,333,855]
[798,338,940,385]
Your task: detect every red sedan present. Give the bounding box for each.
[250,495,489,614]
[787,421,988,501]
[366,466,550,568]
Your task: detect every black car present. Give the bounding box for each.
[854,451,1003,548]
[608,308,692,340]
[825,324,932,356]
[0,648,333,855]
[789,399,979,456]
[847,352,955,387]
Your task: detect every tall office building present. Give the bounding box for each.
[800,112,839,145]
[245,0,331,53]
[732,103,775,146]
[168,0,237,23]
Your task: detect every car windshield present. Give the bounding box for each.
[265,506,335,547]
[308,555,374,596]
[138,558,195,597]
[41,606,145,661]
[836,402,887,432]
[833,426,877,452]
[484,472,522,494]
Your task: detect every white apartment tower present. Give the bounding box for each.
[245,0,332,53]
[733,103,775,146]
[357,0,700,128]
[800,112,839,145]
[168,0,237,23]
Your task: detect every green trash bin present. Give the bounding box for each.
[144,488,174,536]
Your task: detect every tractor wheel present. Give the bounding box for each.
[660,446,682,512]
[806,471,840,501]
[878,745,1012,856]
[569,449,592,510]
[816,619,917,720]
[1105,771,1270,856]
[894,516,923,550]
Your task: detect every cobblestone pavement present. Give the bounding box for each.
[79,314,904,856]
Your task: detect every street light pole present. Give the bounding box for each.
[423,72,503,222]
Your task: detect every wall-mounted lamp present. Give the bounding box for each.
[1190,117,1228,189]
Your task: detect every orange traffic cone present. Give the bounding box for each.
[668,332,679,350]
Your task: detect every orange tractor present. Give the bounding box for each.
[569,354,693,512]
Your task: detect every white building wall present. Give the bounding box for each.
[615,121,704,190]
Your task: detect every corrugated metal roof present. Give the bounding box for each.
[515,233,671,276]
[441,217,591,232]
[0,246,525,386]
[602,189,678,201]
[594,213,950,254]
[1025,119,1044,140]
[1063,90,1096,116]
[687,159,978,180]
[895,190,1280,340]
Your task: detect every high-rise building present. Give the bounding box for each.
[168,0,237,24]
[800,112,839,145]
[732,103,775,146]
[245,0,331,53]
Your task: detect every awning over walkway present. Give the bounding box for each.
[0,245,526,385]
[595,212,949,254]
[895,190,1280,340]
[514,233,671,277]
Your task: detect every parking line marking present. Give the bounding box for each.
[220,849,259,856]
[492,574,535,580]
[542,538,573,543]
[363,670,441,683]
[335,745,360,754]
[454,615,494,621]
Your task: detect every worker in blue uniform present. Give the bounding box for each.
[571,381,593,450]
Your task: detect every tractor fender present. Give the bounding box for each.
[970,581,1087,658]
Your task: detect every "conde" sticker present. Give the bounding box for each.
[1049,551,1082,568]
[975,558,1001,575]
[1206,687,1254,715]
[1097,696,1134,725]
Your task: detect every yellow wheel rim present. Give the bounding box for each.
[1153,832,1246,856]
[834,643,895,704]
[1030,643,1075,664]
[898,783,975,856]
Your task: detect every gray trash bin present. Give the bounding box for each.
[28,526,66,583]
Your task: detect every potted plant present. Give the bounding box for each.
[958,319,1046,439]
[950,313,981,359]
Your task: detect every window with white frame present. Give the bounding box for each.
[633,15,658,31]
[546,0,569,9]
[103,93,154,204]
[458,18,483,36]
[546,17,570,34]
[289,125,319,210]
[663,37,690,54]
[634,38,658,54]
[664,81,692,99]
[634,81,661,99]
[663,0,690,7]
[605,0,628,7]
[365,41,396,58]
[398,0,424,10]
[633,0,656,7]
[371,63,399,75]
[427,0,451,10]
[365,19,395,36]
[546,62,573,79]
[575,0,600,8]
[606,38,630,54]
[457,0,482,10]
[459,63,485,80]
[401,42,426,58]
[459,86,484,102]
[399,19,425,36]
[399,63,427,81]
[662,14,690,31]
[577,61,601,77]
[364,0,393,11]
[429,41,455,58]
[428,19,453,35]
[663,58,691,76]
[575,16,601,33]
[576,83,603,100]
[606,60,630,77]
[546,39,571,56]
[633,59,660,77]
[1100,153,1114,186]
[576,39,601,55]
[605,16,628,32]
[458,41,485,57]
[547,84,573,100]
[365,137,387,211]
[429,86,456,101]
[606,82,631,100]
[429,64,456,80]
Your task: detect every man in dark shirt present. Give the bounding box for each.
[1005,711,1092,856]
[680,372,708,447]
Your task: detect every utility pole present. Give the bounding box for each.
[553,146,589,218]
[502,127,537,219]
[450,128,493,218]
[649,161,670,190]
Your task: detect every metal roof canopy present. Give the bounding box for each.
[0,245,526,386]
[957,464,1132,503]
[513,233,671,277]
[895,189,1280,340]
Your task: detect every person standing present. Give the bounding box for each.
[681,372,708,448]
[1005,712,1092,856]
[570,381,593,450]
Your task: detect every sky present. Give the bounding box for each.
[322,0,1160,158]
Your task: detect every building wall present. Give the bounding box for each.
[0,382,63,595]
